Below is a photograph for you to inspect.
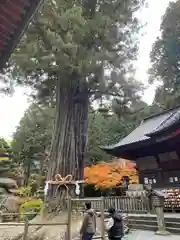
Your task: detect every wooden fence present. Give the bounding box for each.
[103,196,150,213]
[0,196,149,239]
[0,197,106,240]
[72,196,150,214]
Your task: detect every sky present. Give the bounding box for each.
[0,0,172,139]
[136,0,172,103]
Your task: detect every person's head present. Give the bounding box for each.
[108,206,116,216]
[85,201,91,210]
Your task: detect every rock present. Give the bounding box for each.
[4,195,25,213]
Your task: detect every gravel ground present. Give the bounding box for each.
[124,231,179,240]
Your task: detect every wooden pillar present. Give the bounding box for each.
[100,196,105,240]
[40,202,46,220]
[23,219,29,240]
[66,197,72,240]
[0,212,3,223]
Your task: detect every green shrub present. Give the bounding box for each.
[36,188,44,201]
[16,186,32,197]
[19,198,43,220]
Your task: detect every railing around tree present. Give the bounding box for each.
[0,197,107,240]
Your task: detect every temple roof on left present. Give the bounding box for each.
[0,0,43,70]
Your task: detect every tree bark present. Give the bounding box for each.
[24,158,31,186]
[47,75,89,183]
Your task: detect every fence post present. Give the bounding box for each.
[23,219,29,240]
[66,196,72,240]
[100,196,105,240]
[146,196,150,213]
[40,202,45,220]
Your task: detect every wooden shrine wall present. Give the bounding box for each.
[137,150,180,188]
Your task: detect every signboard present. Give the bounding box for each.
[128,184,144,191]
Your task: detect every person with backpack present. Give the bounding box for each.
[80,201,96,240]
[106,207,123,240]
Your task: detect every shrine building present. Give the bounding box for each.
[102,106,180,211]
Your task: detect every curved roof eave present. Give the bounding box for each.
[0,0,44,70]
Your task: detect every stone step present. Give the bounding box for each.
[130,224,156,232]
[165,217,180,223]
[130,222,180,234]
[128,214,180,223]
[103,213,180,235]
[128,219,157,227]
[128,215,156,221]
[166,221,180,229]
[130,223,180,234]
[167,227,180,235]
[128,214,180,234]
[129,218,180,229]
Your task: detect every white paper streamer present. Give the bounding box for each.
[75,182,80,196]
[44,181,50,196]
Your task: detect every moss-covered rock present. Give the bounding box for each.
[19,198,43,220]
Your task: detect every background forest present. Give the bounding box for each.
[1,0,180,187]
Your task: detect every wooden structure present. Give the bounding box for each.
[0,0,43,70]
[71,196,149,214]
[102,106,180,211]
[0,197,107,240]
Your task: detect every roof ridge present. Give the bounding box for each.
[143,105,180,122]
[149,111,177,134]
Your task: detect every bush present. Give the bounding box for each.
[15,186,32,197]
[19,198,43,220]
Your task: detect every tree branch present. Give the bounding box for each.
[89,90,123,98]
[34,22,52,51]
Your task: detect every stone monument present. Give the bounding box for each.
[151,189,170,235]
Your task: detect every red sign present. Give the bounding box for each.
[170,129,180,137]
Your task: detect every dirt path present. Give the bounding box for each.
[0,213,105,240]
[26,212,88,240]
[0,215,42,239]
[0,212,83,240]
[0,214,55,240]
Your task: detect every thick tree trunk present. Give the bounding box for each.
[47,76,89,183]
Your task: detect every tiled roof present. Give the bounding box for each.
[0,0,43,70]
[102,106,180,150]
[146,108,180,137]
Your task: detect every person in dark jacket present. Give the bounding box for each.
[106,207,123,240]
[80,201,96,240]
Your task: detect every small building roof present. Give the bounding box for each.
[102,106,180,158]
[0,0,43,70]
[0,152,9,157]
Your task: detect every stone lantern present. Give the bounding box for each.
[150,189,170,235]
